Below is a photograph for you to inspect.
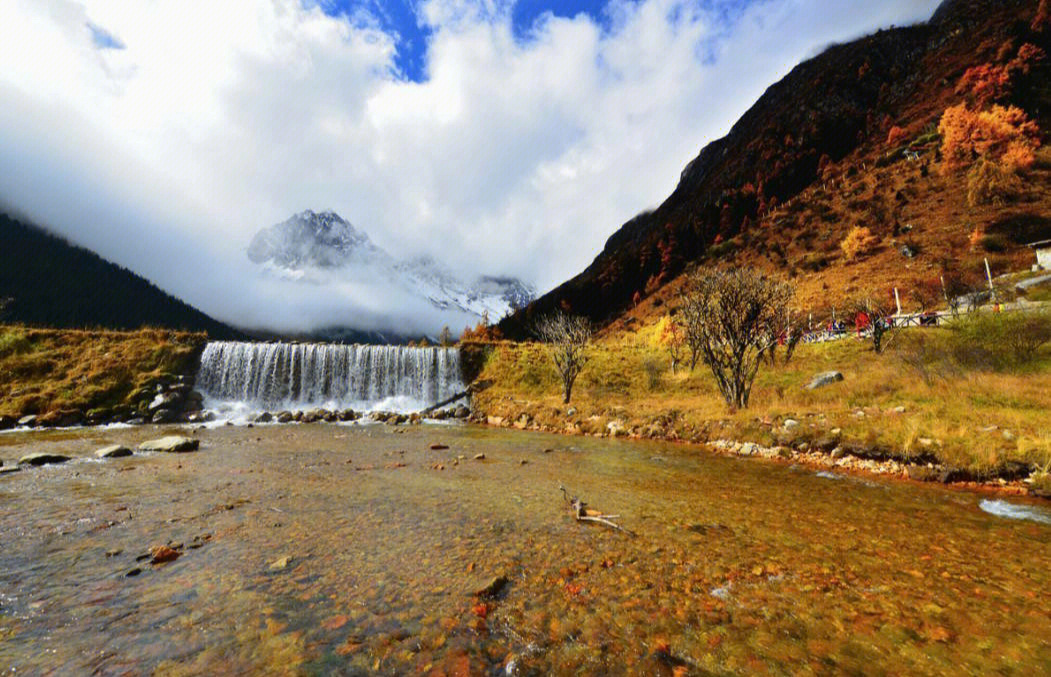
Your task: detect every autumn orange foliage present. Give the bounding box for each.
[1033,0,1050,32]
[840,226,879,261]
[886,126,909,147]
[938,104,1040,173]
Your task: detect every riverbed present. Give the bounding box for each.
[1,423,1049,674]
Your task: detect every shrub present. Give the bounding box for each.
[886,126,909,147]
[939,104,1040,173]
[967,158,1023,206]
[840,226,879,261]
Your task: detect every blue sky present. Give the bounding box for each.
[318,0,749,80]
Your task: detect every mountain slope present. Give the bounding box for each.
[0,213,241,338]
[502,0,1051,337]
[248,210,536,322]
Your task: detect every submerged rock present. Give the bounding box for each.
[472,575,509,599]
[95,445,133,459]
[138,436,199,453]
[19,453,71,466]
[806,371,844,390]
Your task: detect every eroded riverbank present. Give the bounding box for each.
[2,423,1049,674]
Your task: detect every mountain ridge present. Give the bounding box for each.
[501,0,1050,337]
[247,210,536,323]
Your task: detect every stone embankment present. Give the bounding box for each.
[467,410,1050,500]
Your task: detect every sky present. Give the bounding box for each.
[0,0,942,333]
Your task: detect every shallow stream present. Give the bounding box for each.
[1,424,1048,674]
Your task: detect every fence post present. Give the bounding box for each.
[894,288,902,316]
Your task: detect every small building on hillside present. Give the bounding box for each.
[1027,239,1051,271]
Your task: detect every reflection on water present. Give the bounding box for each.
[1,424,1049,674]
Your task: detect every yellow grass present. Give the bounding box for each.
[0,325,206,418]
[472,325,1051,475]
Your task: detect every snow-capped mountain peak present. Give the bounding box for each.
[247,211,535,323]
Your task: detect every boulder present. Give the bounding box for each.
[453,405,470,419]
[806,371,844,390]
[95,445,133,459]
[138,436,199,453]
[151,408,182,424]
[148,391,183,413]
[783,419,799,429]
[337,409,357,422]
[301,410,321,424]
[254,412,273,423]
[19,453,71,466]
[17,414,38,427]
[276,411,294,423]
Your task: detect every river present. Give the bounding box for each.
[1,423,1049,674]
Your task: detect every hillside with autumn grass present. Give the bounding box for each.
[500,0,1051,337]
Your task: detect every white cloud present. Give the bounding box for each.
[0,0,941,333]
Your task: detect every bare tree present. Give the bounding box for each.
[534,311,592,404]
[679,268,793,409]
[438,325,453,347]
[850,294,898,354]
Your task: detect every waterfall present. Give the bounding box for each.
[196,341,466,414]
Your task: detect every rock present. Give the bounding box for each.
[830,447,846,460]
[473,453,486,460]
[138,436,199,453]
[806,371,844,390]
[606,420,626,436]
[0,415,17,430]
[1001,430,1016,442]
[430,443,450,450]
[37,409,85,428]
[812,436,839,453]
[453,405,470,419]
[0,466,21,475]
[321,410,337,422]
[269,555,293,570]
[486,416,504,426]
[783,419,799,429]
[17,414,38,427]
[149,545,180,564]
[301,410,321,423]
[338,409,357,422]
[19,453,71,466]
[566,407,577,417]
[148,391,183,413]
[95,445,133,459]
[891,406,906,414]
[472,575,509,599]
[254,412,273,423]
[151,408,180,424]
[276,411,294,423]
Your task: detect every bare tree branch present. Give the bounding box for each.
[679,268,794,409]
[533,311,591,404]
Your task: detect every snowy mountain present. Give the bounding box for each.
[247,210,535,322]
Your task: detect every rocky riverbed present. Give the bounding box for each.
[1,423,1049,674]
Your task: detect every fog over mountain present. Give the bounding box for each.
[0,0,939,334]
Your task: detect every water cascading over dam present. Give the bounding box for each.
[196,341,466,414]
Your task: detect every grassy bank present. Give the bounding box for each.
[0,326,206,420]
[470,318,1051,488]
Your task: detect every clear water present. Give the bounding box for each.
[1,424,1048,674]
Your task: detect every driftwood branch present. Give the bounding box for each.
[559,484,636,537]
[419,380,493,415]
